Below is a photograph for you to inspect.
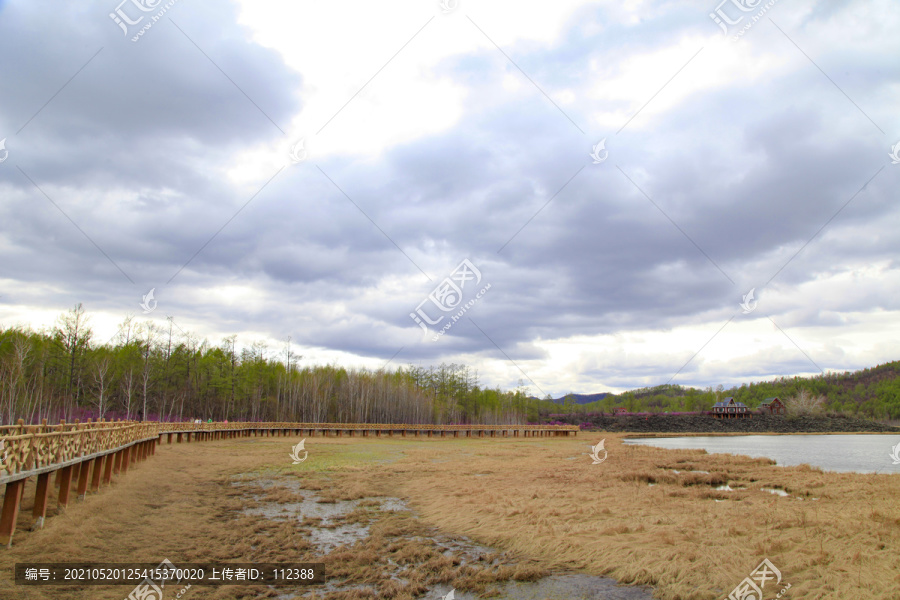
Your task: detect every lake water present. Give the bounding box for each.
[623,434,900,473]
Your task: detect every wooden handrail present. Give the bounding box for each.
[1,423,159,482]
[154,421,579,432]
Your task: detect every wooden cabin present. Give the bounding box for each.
[711,397,751,419]
[758,397,786,415]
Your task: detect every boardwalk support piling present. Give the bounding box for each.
[0,480,25,546]
[57,466,74,509]
[32,473,51,530]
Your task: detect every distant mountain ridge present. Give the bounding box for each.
[534,359,900,421]
[553,392,610,405]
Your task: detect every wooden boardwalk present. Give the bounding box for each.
[0,420,577,546]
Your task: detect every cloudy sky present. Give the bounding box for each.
[1,0,898,397]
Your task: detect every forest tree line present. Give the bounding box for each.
[3,305,898,426]
[0,305,530,425]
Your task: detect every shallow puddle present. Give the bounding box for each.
[238,476,655,600]
[234,477,382,554]
[425,575,654,600]
[502,573,654,599]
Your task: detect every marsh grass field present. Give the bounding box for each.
[2,434,899,600]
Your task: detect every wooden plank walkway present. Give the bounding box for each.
[0,420,577,546]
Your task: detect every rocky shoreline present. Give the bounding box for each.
[546,413,899,434]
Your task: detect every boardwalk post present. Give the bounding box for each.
[77,459,92,500]
[103,452,114,484]
[32,473,51,530]
[2,481,23,542]
[0,480,26,547]
[57,466,74,508]
[120,447,131,474]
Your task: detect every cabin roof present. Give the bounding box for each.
[712,397,748,409]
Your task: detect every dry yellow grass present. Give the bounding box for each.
[381,435,900,599]
[1,433,898,600]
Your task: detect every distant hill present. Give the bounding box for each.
[553,392,610,405]
[543,412,898,433]
[534,360,900,421]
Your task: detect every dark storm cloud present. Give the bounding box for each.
[0,0,301,294]
[0,0,898,391]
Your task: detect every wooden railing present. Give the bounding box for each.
[0,421,158,482]
[0,419,577,547]
[154,421,579,433]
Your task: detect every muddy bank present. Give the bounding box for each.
[544,413,899,433]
